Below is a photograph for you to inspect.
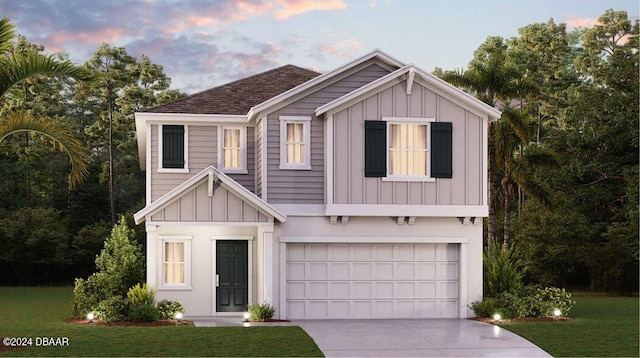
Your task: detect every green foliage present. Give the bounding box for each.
[71,273,109,317]
[72,217,144,319]
[483,239,524,297]
[126,283,159,322]
[247,302,276,322]
[157,299,185,320]
[470,286,575,318]
[126,283,155,306]
[96,295,128,323]
[94,216,144,295]
[589,232,639,295]
[0,207,71,285]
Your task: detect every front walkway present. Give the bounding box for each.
[191,317,550,357]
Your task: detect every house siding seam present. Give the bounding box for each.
[265,63,392,204]
[332,81,484,206]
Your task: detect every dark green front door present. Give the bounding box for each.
[216,240,248,312]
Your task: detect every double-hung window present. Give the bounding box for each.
[159,124,188,172]
[279,116,311,170]
[364,117,452,181]
[161,237,191,289]
[388,121,430,177]
[218,126,247,173]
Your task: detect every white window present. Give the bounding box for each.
[218,126,247,173]
[279,116,311,170]
[160,237,191,289]
[158,124,189,173]
[385,117,435,181]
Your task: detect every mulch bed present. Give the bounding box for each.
[64,318,194,326]
[469,316,572,324]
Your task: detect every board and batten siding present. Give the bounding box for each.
[332,81,484,206]
[150,124,255,201]
[150,178,269,223]
[266,63,392,204]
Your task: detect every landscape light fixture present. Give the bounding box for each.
[493,313,501,323]
[242,312,251,323]
[175,312,183,320]
[553,308,562,319]
[86,312,95,324]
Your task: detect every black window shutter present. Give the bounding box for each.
[364,120,387,177]
[163,125,185,168]
[431,122,452,178]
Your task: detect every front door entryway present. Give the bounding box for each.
[216,240,248,312]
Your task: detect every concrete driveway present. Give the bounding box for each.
[294,319,551,357]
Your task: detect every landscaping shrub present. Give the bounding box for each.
[157,300,185,320]
[247,303,276,321]
[483,239,524,297]
[470,285,576,319]
[72,273,110,317]
[96,295,128,323]
[94,217,144,295]
[126,283,159,322]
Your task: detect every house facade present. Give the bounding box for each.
[133,50,501,319]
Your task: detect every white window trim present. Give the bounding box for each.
[383,117,435,182]
[217,125,248,174]
[159,236,192,290]
[158,124,189,173]
[279,116,312,170]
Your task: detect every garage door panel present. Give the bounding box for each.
[286,243,459,319]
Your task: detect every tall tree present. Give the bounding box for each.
[0,17,90,188]
[436,37,519,242]
[74,45,184,223]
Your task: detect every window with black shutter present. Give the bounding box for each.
[162,125,185,169]
[364,120,387,177]
[430,122,453,178]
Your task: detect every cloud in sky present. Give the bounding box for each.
[272,0,347,20]
[565,17,600,28]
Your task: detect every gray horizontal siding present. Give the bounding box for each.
[150,124,255,201]
[266,63,392,204]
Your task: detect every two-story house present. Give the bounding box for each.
[133,49,501,319]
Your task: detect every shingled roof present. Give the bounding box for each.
[144,65,320,115]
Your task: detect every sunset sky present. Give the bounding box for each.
[3,0,638,94]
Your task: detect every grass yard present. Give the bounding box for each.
[502,292,639,357]
[0,287,323,357]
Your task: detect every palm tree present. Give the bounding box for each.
[0,17,91,187]
[438,36,555,247]
[438,36,518,243]
[495,106,557,248]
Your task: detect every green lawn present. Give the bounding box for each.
[0,287,323,357]
[502,292,639,357]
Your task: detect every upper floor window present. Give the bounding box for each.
[279,116,311,170]
[159,124,188,173]
[218,126,247,173]
[364,118,452,181]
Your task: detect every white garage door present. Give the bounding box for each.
[285,243,459,319]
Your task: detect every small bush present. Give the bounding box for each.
[483,239,524,298]
[128,304,160,322]
[126,283,159,322]
[470,286,576,319]
[96,296,128,323]
[157,300,185,320]
[72,273,109,317]
[247,303,276,321]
